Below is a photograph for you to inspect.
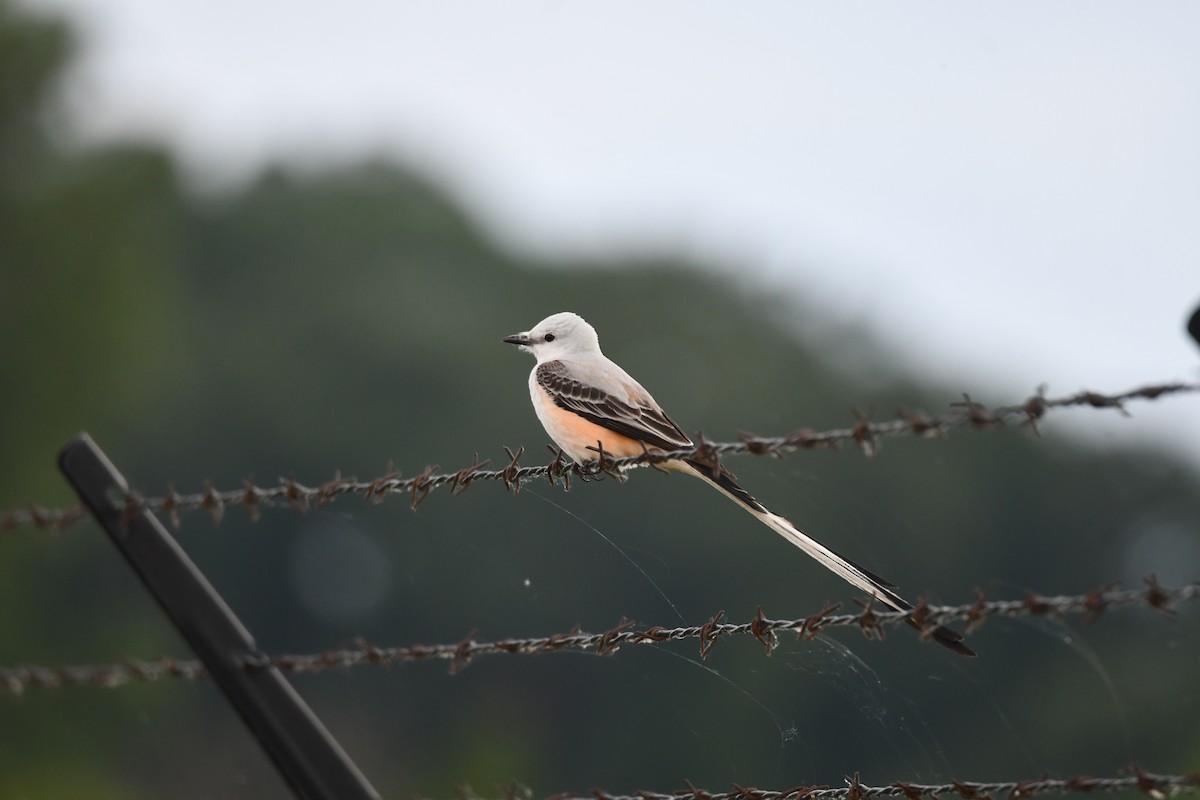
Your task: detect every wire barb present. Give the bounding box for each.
[4,380,1195,534]
[2,578,1194,695]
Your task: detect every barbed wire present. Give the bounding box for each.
[2,577,1192,696]
[535,767,1200,800]
[3,381,1196,535]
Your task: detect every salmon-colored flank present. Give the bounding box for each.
[531,382,648,461]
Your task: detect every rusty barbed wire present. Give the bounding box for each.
[2,577,1192,696]
[2,380,1195,535]
[540,767,1200,800]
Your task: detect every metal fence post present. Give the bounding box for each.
[59,434,381,800]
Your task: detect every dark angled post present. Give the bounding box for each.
[58,434,381,800]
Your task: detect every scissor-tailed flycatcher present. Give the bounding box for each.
[504,311,974,657]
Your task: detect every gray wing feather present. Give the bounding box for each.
[536,361,692,451]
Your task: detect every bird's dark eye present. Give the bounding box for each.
[544,333,556,342]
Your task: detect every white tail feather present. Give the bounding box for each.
[757,509,909,611]
[670,459,975,656]
[671,461,908,611]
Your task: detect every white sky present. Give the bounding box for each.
[26,0,1200,462]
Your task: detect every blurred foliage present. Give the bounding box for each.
[2,2,1199,798]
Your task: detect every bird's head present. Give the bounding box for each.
[503,312,601,362]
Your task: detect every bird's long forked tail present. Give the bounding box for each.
[677,459,976,657]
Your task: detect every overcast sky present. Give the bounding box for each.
[27,0,1200,461]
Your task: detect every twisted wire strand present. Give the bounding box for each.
[3,381,1195,534]
[534,767,1200,800]
[2,578,1192,695]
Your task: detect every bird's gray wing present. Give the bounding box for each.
[536,360,692,452]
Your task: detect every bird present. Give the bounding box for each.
[503,311,974,657]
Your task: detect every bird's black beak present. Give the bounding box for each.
[502,332,532,346]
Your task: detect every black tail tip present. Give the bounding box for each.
[903,614,976,656]
[932,625,977,658]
